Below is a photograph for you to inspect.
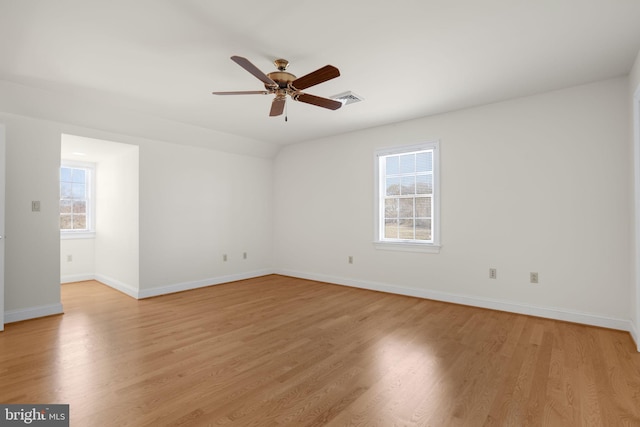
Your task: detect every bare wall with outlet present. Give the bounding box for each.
[274,77,632,325]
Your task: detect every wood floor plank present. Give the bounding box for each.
[1,275,639,426]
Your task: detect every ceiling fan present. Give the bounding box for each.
[213,56,343,117]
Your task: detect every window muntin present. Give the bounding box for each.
[375,142,440,250]
[60,162,94,233]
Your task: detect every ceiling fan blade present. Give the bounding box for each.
[295,93,342,110]
[212,90,270,95]
[291,65,340,91]
[269,96,286,116]
[230,56,277,88]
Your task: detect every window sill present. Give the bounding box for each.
[373,241,441,253]
[61,231,95,240]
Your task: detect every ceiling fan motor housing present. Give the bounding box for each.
[266,71,297,90]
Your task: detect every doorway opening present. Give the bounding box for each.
[60,134,139,294]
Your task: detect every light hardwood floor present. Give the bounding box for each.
[1,275,639,426]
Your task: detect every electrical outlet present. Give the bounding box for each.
[66,255,72,262]
[223,254,228,262]
[530,272,539,284]
[243,252,247,260]
[348,256,353,264]
[32,201,40,212]
[489,268,497,279]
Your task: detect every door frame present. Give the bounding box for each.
[633,88,640,351]
[0,124,5,332]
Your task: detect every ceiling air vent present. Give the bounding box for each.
[331,91,364,106]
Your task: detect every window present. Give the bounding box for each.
[375,141,440,252]
[60,161,95,237]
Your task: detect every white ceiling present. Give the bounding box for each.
[1,0,640,146]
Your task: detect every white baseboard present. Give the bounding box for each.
[630,321,640,352]
[137,269,274,299]
[61,274,96,284]
[276,269,632,332]
[5,303,64,324]
[56,267,638,352]
[67,270,274,300]
[94,274,140,299]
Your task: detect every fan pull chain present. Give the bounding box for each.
[285,101,288,122]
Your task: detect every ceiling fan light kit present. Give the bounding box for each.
[213,56,343,117]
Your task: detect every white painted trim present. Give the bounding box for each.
[633,85,640,352]
[276,269,631,332]
[137,269,273,299]
[94,274,140,299]
[4,303,64,324]
[630,320,640,352]
[68,270,274,300]
[61,274,96,284]
[0,123,5,332]
[373,241,441,253]
[373,140,441,249]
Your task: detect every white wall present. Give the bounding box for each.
[61,238,95,282]
[95,145,140,292]
[630,49,640,349]
[60,137,139,288]
[274,77,631,329]
[58,133,274,300]
[1,74,635,334]
[138,140,273,296]
[0,124,5,330]
[0,104,274,320]
[1,113,62,322]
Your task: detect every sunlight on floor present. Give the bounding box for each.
[371,334,451,423]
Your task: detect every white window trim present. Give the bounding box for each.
[373,141,441,253]
[60,160,96,239]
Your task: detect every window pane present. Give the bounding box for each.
[385,198,398,218]
[399,154,415,174]
[398,219,414,239]
[60,163,93,233]
[73,214,87,229]
[73,201,86,214]
[384,219,398,239]
[399,198,414,218]
[385,156,399,175]
[60,168,72,182]
[415,197,431,218]
[401,176,415,195]
[416,174,432,194]
[415,219,431,240]
[60,200,72,214]
[61,182,72,198]
[377,145,438,244]
[416,151,432,172]
[72,184,85,198]
[60,215,72,229]
[386,177,401,196]
[72,168,86,183]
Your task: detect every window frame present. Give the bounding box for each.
[374,141,441,253]
[60,160,96,239]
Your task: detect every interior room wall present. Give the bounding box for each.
[94,145,140,294]
[0,99,274,320]
[138,140,273,297]
[61,238,95,282]
[630,48,640,348]
[0,123,5,331]
[1,113,62,322]
[274,77,631,330]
